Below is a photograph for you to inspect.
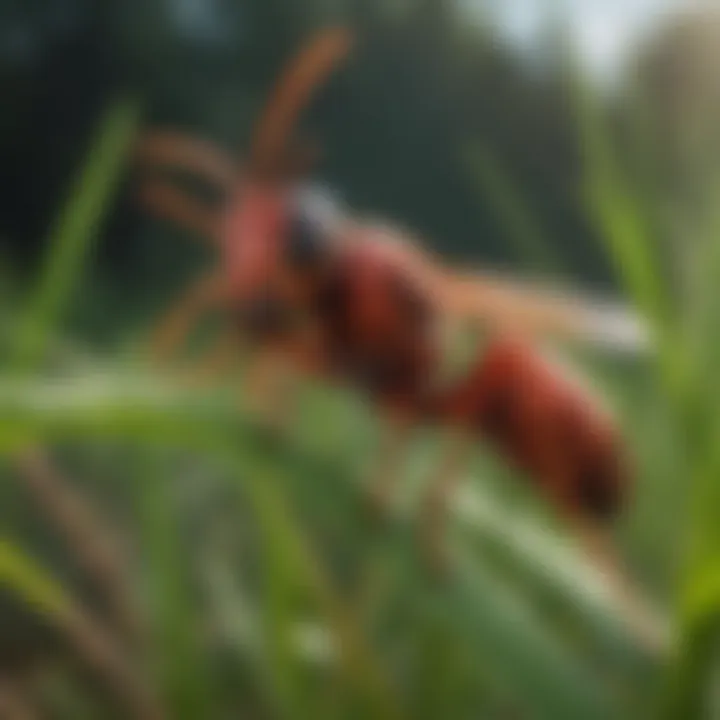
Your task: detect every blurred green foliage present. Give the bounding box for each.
[0,0,613,290]
[1,1,720,718]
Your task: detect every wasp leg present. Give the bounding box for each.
[134,130,237,190]
[245,324,339,442]
[148,271,228,366]
[365,409,414,523]
[418,429,473,577]
[177,330,244,388]
[136,179,221,244]
[240,339,308,443]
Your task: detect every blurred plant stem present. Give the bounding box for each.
[132,449,216,720]
[12,447,141,646]
[463,142,563,275]
[10,97,140,373]
[0,675,39,720]
[662,566,720,719]
[1,95,156,715]
[561,22,720,716]
[0,540,164,719]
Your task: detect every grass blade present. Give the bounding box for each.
[11,98,141,371]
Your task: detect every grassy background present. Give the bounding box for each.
[2,2,720,718]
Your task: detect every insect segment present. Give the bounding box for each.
[131,27,638,570]
[430,336,627,522]
[290,228,630,527]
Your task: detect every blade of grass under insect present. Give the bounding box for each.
[0,386,640,717]
[409,609,483,720]
[202,552,306,719]
[452,484,669,665]
[285,394,665,670]
[0,371,663,673]
[241,425,630,718]
[133,450,215,720]
[0,366,662,714]
[0,370,241,453]
[263,536,311,720]
[429,545,618,720]
[289,450,626,720]
[225,446,405,720]
[0,370,402,717]
[10,98,140,371]
[252,458,326,720]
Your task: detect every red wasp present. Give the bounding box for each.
[132,28,649,587]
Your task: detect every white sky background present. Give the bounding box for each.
[466,0,708,84]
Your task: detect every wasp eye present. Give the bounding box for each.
[287,212,326,268]
[286,184,341,268]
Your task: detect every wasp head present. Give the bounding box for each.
[221,180,344,339]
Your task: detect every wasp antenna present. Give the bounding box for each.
[137,179,221,244]
[135,130,237,189]
[249,27,353,176]
[284,141,324,180]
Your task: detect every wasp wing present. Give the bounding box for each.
[367,229,650,356]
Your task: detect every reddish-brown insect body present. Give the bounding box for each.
[433,337,627,521]
[135,26,634,534]
[298,232,629,524]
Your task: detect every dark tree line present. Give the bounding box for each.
[1,0,714,308]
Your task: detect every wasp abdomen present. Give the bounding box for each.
[434,338,628,522]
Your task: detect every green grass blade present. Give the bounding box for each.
[11,98,141,371]
[558,27,720,720]
[226,448,406,720]
[0,370,665,668]
[133,450,215,720]
[663,565,720,719]
[0,537,163,718]
[463,142,564,274]
[441,547,619,720]
[0,537,72,616]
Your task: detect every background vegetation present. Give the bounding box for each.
[1,0,720,717]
